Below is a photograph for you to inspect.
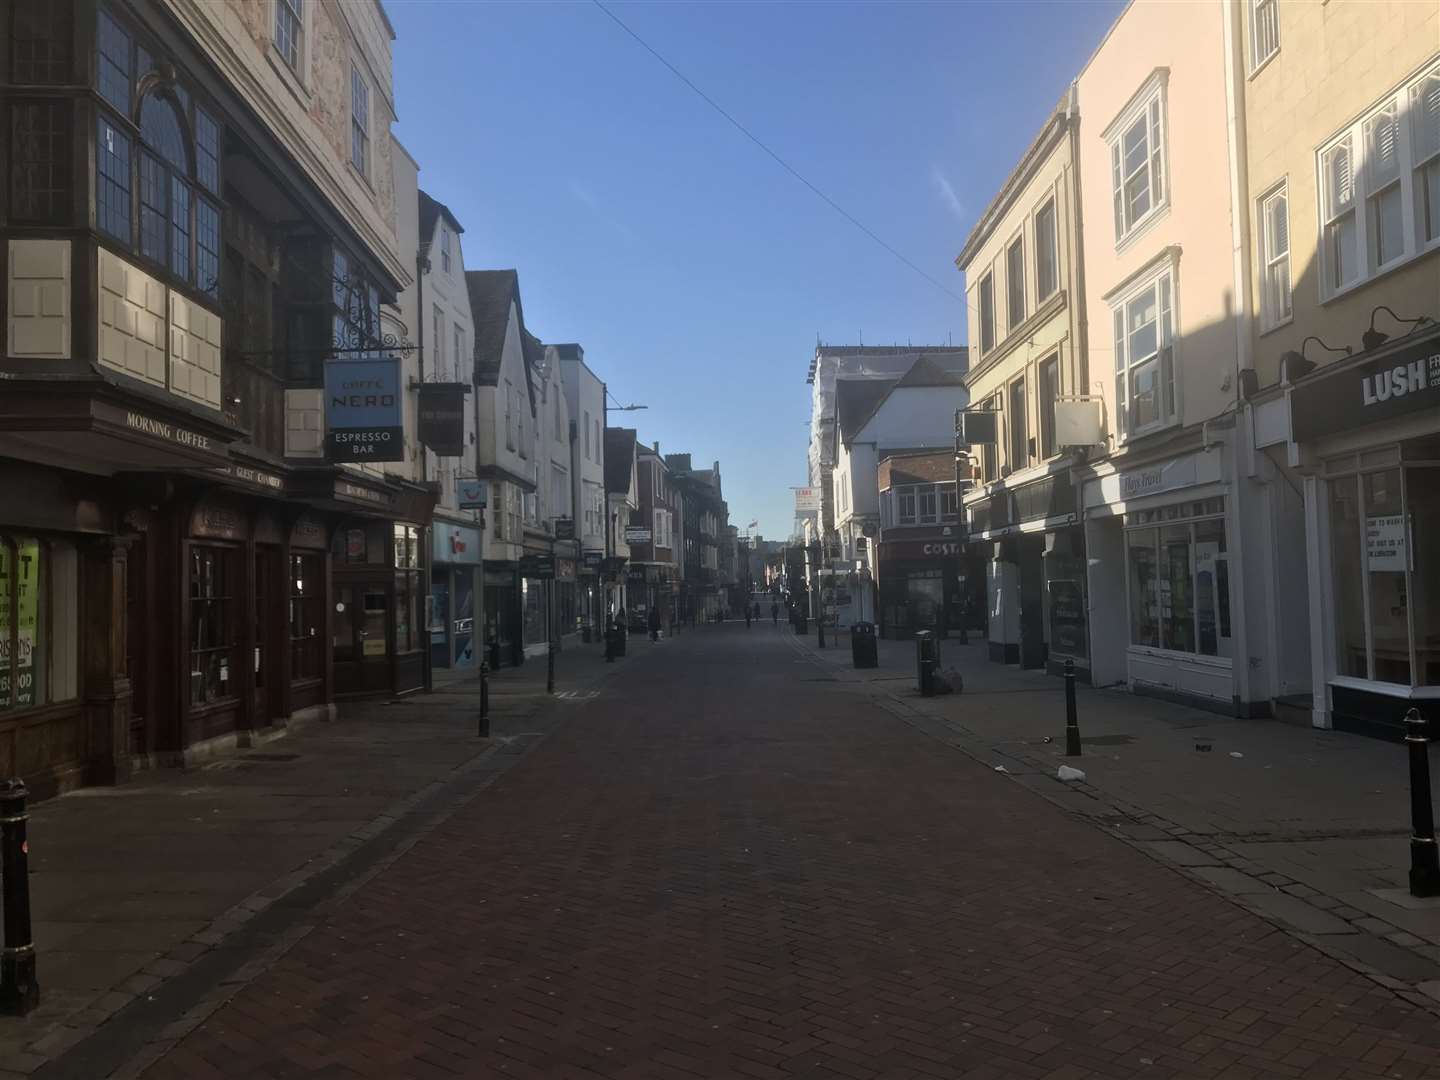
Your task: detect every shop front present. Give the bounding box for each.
[484,564,522,668]
[875,534,963,640]
[1081,446,1237,712]
[579,551,604,641]
[1279,326,1440,737]
[430,520,482,671]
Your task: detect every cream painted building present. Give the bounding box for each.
[956,97,1088,674]
[1237,2,1440,736]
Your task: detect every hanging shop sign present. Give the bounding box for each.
[1290,337,1440,443]
[582,551,604,571]
[457,477,489,510]
[324,357,404,462]
[555,518,575,541]
[417,382,468,457]
[793,487,821,513]
[432,522,482,565]
[624,526,652,544]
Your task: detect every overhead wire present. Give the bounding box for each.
[590,0,965,305]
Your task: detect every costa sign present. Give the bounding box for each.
[878,538,964,561]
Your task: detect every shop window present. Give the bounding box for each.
[289,553,322,680]
[0,537,77,712]
[394,525,421,654]
[189,545,237,705]
[9,101,71,225]
[1329,464,1439,686]
[1127,510,1232,657]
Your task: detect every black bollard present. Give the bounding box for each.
[0,778,39,1015]
[1064,659,1082,757]
[478,661,490,738]
[818,615,826,649]
[547,641,556,695]
[1405,708,1440,898]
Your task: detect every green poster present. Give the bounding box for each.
[0,544,10,710]
[15,539,38,707]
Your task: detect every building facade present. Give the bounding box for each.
[1238,3,1439,735]
[557,345,606,641]
[0,0,442,793]
[957,98,1088,672]
[631,442,678,633]
[875,452,965,639]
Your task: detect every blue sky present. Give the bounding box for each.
[390,0,1123,540]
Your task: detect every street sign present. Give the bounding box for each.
[518,553,556,579]
[624,526,652,544]
[417,382,468,457]
[555,517,575,541]
[324,357,404,462]
[457,477,488,510]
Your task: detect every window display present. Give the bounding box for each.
[190,544,236,704]
[1126,500,1231,657]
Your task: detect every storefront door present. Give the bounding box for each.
[125,532,147,756]
[1018,537,1047,669]
[253,545,282,727]
[332,580,391,694]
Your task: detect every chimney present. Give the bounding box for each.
[653,441,660,453]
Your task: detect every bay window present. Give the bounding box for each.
[1109,76,1167,243]
[1318,61,1440,297]
[1111,267,1175,440]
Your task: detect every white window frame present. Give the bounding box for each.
[1005,231,1026,333]
[1106,72,1169,247]
[1249,0,1279,74]
[1317,61,1440,301]
[440,225,451,274]
[431,305,445,380]
[896,486,917,526]
[504,380,515,451]
[1110,265,1177,442]
[1034,196,1059,303]
[1257,180,1292,332]
[350,63,370,180]
[977,272,995,354]
[917,485,939,525]
[273,0,304,76]
[453,326,465,380]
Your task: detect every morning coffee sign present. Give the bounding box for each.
[324,357,404,462]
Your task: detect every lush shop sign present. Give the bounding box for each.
[324,357,404,462]
[1290,336,1440,443]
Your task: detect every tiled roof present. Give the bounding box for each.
[418,190,464,256]
[835,378,896,442]
[893,354,967,388]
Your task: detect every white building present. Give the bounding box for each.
[558,346,608,641]
[522,336,575,653]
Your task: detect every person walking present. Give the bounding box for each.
[745,605,752,629]
[770,600,779,626]
[648,605,661,643]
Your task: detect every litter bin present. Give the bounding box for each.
[609,623,627,658]
[851,621,878,669]
[916,630,940,696]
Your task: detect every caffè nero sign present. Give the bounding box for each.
[1290,338,1440,443]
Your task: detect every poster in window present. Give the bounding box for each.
[15,539,39,707]
[1366,514,1407,573]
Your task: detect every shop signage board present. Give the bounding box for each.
[957,410,998,445]
[1290,339,1440,443]
[555,518,575,541]
[1366,514,1408,572]
[624,526,652,544]
[432,522,482,565]
[793,487,821,512]
[417,383,468,457]
[457,477,488,510]
[324,357,404,462]
[582,551,604,570]
[519,553,556,579]
[556,559,577,582]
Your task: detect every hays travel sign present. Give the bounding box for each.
[1290,339,1440,443]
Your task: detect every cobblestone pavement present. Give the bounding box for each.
[81,625,1440,1078]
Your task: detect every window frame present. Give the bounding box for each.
[1005,231,1026,332]
[1107,73,1169,246]
[440,224,452,273]
[0,534,73,714]
[1038,354,1060,461]
[1110,264,1177,443]
[1034,196,1058,303]
[1257,180,1293,332]
[1006,375,1028,473]
[188,543,239,707]
[977,272,995,355]
[1316,61,1440,301]
[350,62,370,180]
[1122,498,1231,659]
[273,0,304,78]
[1249,0,1279,74]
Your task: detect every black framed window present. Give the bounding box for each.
[97,9,131,111]
[93,6,222,302]
[289,553,323,681]
[189,545,237,705]
[96,116,131,242]
[1038,355,1059,460]
[9,101,71,224]
[11,0,74,84]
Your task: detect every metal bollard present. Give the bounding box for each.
[1064,659,1082,757]
[1405,708,1440,898]
[0,778,39,1015]
[818,615,826,649]
[478,661,490,739]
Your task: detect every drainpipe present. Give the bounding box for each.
[1222,0,1259,714]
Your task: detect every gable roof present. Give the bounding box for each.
[465,269,538,411]
[605,427,637,494]
[418,190,464,258]
[835,378,896,443]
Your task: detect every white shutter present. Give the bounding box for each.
[1365,104,1401,187]
[1324,138,1353,219]
[1411,70,1440,163]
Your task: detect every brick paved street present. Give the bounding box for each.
[89,625,1440,1078]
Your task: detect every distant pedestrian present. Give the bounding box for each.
[770,600,779,626]
[753,601,761,621]
[745,606,752,629]
[648,606,661,642]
